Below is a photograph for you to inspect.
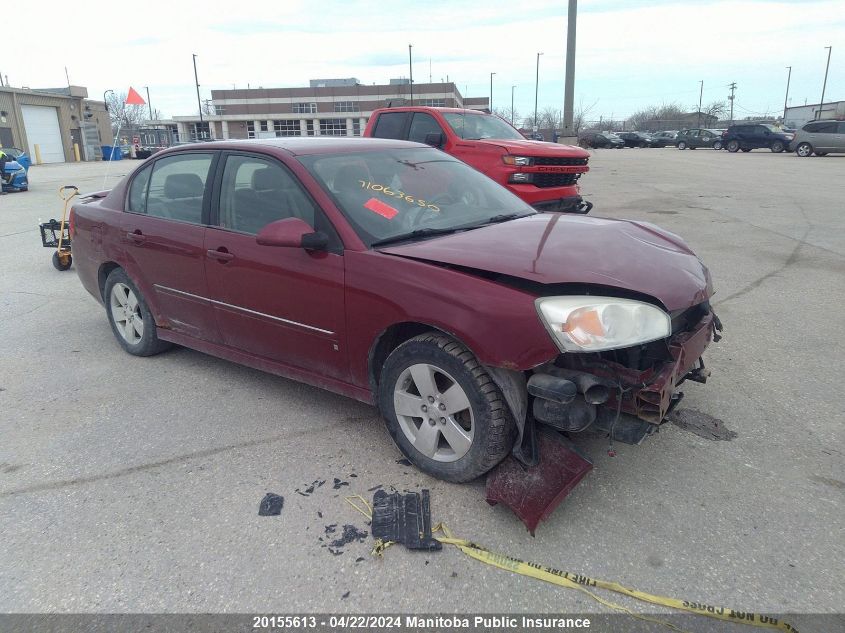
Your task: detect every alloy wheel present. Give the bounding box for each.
[110,282,144,345]
[393,363,474,462]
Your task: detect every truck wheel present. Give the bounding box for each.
[378,333,514,483]
[771,141,785,153]
[795,143,813,157]
[104,268,172,357]
[727,140,740,153]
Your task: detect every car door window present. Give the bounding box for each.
[837,122,845,134]
[408,113,445,144]
[218,155,318,234]
[371,112,410,139]
[127,164,152,213]
[146,153,214,224]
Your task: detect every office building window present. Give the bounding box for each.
[320,118,348,136]
[293,102,317,114]
[274,120,301,136]
[352,120,362,136]
[418,99,446,107]
[334,101,357,112]
[260,121,268,132]
[247,121,256,139]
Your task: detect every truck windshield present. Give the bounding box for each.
[441,112,525,141]
[298,147,534,247]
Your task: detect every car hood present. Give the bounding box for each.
[378,214,713,311]
[470,138,589,158]
[1,160,22,172]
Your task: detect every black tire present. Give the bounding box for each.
[104,268,172,357]
[378,332,514,483]
[795,142,813,157]
[677,141,687,150]
[771,140,785,153]
[727,140,740,153]
[52,251,72,271]
[713,141,723,150]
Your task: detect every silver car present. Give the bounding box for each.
[790,120,845,157]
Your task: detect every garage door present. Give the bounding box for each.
[21,105,65,163]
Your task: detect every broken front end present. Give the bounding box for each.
[528,298,721,447]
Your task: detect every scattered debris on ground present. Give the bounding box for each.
[257,493,284,516]
[371,489,441,551]
[295,479,326,496]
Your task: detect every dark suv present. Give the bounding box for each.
[578,131,625,149]
[721,124,794,153]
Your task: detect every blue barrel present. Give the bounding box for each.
[101,145,122,161]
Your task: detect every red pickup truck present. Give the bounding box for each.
[364,106,592,213]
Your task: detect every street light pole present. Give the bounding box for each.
[408,44,414,105]
[490,72,496,111]
[698,80,703,128]
[143,86,153,120]
[103,89,114,112]
[818,46,832,119]
[783,66,792,122]
[192,54,203,124]
[534,52,543,132]
[562,0,577,136]
[511,85,516,125]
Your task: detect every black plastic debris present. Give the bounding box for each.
[258,493,284,516]
[371,489,441,551]
[333,477,350,490]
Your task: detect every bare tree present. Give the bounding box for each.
[627,102,686,131]
[106,92,148,134]
[703,100,726,120]
[493,106,520,126]
[538,107,561,131]
[572,98,598,135]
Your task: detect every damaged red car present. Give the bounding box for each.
[70,138,720,485]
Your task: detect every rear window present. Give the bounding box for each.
[371,112,409,140]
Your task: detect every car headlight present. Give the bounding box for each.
[503,155,533,166]
[535,296,671,352]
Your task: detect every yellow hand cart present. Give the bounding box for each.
[39,185,79,271]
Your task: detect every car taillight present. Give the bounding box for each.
[68,208,75,238]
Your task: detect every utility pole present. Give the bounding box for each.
[818,46,832,119]
[490,72,496,111]
[144,86,153,120]
[698,80,703,127]
[728,82,737,125]
[534,52,543,132]
[408,45,414,106]
[511,85,516,125]
[783,66,791,122]
[193,54,203,124]
[562,0,577,136]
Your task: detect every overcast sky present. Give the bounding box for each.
[8,0,843,123]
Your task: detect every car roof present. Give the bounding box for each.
[374,105,495,116]
[156,137,428,157]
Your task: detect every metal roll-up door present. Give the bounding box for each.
[21,105,65,163]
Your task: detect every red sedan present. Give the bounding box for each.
[70,138,719,482]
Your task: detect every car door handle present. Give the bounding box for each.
[207,248,234,262]
[126,231,146,244]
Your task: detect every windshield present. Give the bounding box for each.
[441,112,524,140]
[298,147,534,247]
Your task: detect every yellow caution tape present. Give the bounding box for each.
[344,496,799,633]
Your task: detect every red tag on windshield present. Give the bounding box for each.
[364,197,398,219]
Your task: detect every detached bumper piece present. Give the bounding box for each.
[532,196,593,214]
[487,431,593,535]
[371,489,441,551]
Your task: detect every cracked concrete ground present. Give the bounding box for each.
[0,150,843,630]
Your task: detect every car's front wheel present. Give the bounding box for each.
[104,268,172,357]
[771,140,785,153]
[378,333,514,483]
[794,143,813,157]
[677,141,687,150]
[727,140,740,152]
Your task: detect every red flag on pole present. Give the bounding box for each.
[125,87,146,105]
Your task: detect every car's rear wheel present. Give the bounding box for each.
[378,332,514,483]
[713,141,723,150]
[104,268,172,357]
[771,140,785,153]
[727,140,740,152]
[677,141,687,150]
[795,143,813,157]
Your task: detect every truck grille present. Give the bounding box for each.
[534,157,589,166]
[533,173,582,188]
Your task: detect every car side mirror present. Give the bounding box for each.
[424,132,445,147]
[256,217,328,251]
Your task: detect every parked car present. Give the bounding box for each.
[790,120,845,157]
[721,124,794,153]
[70,138,719,483]
[675,129,723,150]
[0,148,29,192]
[652,131,678,145]
[617,131,658,148]
[364,106,591,213]
[577,131,625,149]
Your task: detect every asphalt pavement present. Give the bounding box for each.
[1,148,843,630]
